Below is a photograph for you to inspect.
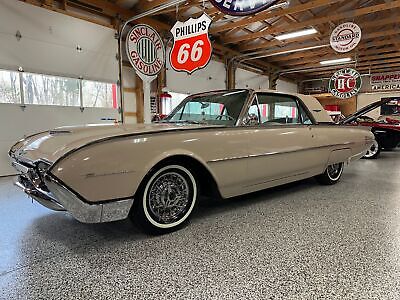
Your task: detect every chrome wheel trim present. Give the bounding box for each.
[327,163,343,181]
[143,165,197,229]
[364,140,379,158]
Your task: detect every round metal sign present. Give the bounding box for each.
[329,68,362,99]
[209,0,280,16]
[126,24,165,79]
[330,22,362,53]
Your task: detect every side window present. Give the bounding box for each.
[256,93,301,125]
[299,105,313,125]
[244,98,260,126]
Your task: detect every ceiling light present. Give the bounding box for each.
[320,58,352,65]
[275,28,318,41]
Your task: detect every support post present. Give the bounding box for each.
[269,71,279,90]
[135,75,144,123]
[226,58,237,90]
[143,81,151,124]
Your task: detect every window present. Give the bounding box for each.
[23,73,80,106]
[0,69,20,103]
[299,105,313,125]
[161,92,189,115]
[82,80,115,108]
[247,94,302,125]
[166,90,248,125]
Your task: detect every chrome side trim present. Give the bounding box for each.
[245,171,309,188]
[207,142,355,163]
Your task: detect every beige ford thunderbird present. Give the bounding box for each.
[9,89,374,232]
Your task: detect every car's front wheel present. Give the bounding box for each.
[363,140,380,159]
[315,162,344,185]
[132,164,197,234]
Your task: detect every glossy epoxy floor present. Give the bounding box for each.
[1,151,400,300]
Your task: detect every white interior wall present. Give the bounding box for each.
[236,69,269,90]
[0,104,118,175]
[165,52,298,94]
[0,0,118,82]
[356,75,400,119]
[277,79,298,93]
[357,91,400,119]
[165,54,226,94]
[0,1,119,176]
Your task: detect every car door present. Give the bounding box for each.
[243,92,320,190]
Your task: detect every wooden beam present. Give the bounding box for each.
[135,75,144,123]
[223,0,400,45]
[210,0,341,35]
[240,15,400,53]
[268,40,397,63]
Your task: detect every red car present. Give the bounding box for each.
[341,99,400,159]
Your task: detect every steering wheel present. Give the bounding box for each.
[215,114,234,120]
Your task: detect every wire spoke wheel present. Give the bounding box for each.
[139,165,197,231]
[148,172,190,224]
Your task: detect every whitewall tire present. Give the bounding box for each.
[315,162,344,185]
[132,164,197,233]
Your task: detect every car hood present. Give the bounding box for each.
[340,98,392,124]
[10,123,219,164]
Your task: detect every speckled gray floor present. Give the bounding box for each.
[1,150,400,300]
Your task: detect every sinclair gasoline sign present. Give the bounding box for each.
[170,14,212,74]
[330,22,362,53]
[209,0,280,16]
[126,24,165,80]
[329,68,362,99]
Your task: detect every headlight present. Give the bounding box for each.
[36,160,52,175]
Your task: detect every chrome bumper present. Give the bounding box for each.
[12,159,133,223]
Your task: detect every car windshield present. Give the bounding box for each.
[163,90,249,126]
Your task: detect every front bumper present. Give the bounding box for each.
[12,159,133,223]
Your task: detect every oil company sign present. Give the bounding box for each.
[170,14,212,74]
[126,24,165,80]
[329,68,362,99]
[371,71,400,91]
[330,22,362,53]
[209,0,280,16]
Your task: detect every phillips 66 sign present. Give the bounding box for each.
[329,68,362,99]
[170,14,212,74]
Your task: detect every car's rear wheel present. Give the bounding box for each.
[315,162,344,185]
[363,140,380,159]
[131,164,197,234]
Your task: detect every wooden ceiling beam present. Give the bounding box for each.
[269,41,397,63]
[243,15,400,53]
[210,0,340,35]
[300,61,400,78]
[281,46,399,67]
[224,0,400,45]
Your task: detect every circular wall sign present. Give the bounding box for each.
[209,0,280,16]
[329,68,362,99]
[126,24,165,79]
[330,22,362,53]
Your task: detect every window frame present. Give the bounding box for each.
[0,67,118,110]
[240,92,316,127]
